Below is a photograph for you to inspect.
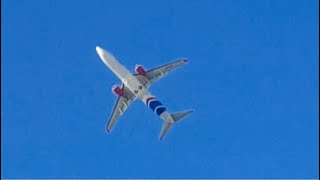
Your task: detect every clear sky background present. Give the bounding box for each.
[1,0,319,178]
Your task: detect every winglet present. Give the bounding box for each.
[181,58,188,63]
[106,128,111,133]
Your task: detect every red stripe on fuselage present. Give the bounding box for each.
[146,97,156,104]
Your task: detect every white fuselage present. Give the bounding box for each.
[96,46,174,123]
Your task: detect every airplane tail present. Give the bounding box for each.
[171,109,194,122]
[159,109,194,140]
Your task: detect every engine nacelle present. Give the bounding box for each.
[112,85,124,96]
[135,65,147,76]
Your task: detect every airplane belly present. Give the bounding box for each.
[123,75,147,98]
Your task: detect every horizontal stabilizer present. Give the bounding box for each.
[159,109,194,140]
[159,121,173,140]
[171,109,194,122]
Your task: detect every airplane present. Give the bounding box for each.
[96,46,193,140]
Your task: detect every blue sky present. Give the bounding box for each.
[1,0,319,178]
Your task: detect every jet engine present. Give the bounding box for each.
[112,85,124,96]
[135,65,147,76]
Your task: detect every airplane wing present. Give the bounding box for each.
[106,85,136,132]
[135,59,188,88]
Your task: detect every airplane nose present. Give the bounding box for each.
[96,46,103,54]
